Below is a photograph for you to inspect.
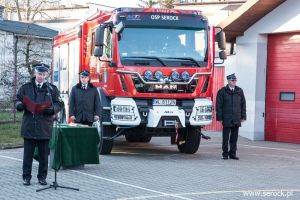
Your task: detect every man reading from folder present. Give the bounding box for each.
[15,63,61,186]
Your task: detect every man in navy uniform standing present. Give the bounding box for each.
[15,63,62,186]
[216,73,246,160]
[69,70,101,126]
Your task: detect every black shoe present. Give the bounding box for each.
[222,156,228,160]
[201,134,211,140]
[38,179,47,185]
[23,179,30,186]
[229,156,239,160]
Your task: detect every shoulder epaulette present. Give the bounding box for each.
[23,82,32,86]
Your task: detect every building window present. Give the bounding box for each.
[280,92,295,101]
[90,32,95,55]
[103,28,112,58]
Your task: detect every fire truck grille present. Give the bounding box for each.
[132,76,198,93]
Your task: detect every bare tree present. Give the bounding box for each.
[0,0,57,119]
[138,0,159,8]
[137,0,175,9]
[0,0,61,22]
[159,0,175,9]
[0,33,52,115]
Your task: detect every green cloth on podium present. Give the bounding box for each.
[50,124,100,170]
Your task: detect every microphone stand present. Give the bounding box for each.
[37,82,79,192]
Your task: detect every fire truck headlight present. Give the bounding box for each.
[112,105,134,113]
[110,97,141,126]
[171,70,180,81]
[144,70,153,80]
[112,114,135,121]
[111,105,135,121]
[190,98,213,125]
[196,105,213,114]
[181,71,190,82]
[154,70,163,80]
[195,115,212,121]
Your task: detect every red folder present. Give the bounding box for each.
[23,96,51,114]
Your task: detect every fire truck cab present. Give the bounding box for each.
[53,7,226,155]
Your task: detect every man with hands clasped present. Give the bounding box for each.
[216,73,246,160]
[69,70,101,126]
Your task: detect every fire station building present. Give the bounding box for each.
[219,0,300,144]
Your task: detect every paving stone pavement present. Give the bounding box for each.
[0,131,299,200]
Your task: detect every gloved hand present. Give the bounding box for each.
[16,103,25,111]
[44,106,54,115]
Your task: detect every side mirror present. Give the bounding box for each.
[115,21,125,41]
[216,29,226,50]
[219,51,227,60]
[94,46,103,57]
[115,21,125,34]
[95,24,105,47]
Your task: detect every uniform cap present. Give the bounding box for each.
[226,73,237,81]
[79,70,90,77]
[33,63,49,73]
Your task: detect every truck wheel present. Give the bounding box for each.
[99,124,115,155]
[177,126,201,154]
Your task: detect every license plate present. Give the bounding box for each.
[153,99,176,106]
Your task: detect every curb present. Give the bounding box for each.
[0,145,23,150]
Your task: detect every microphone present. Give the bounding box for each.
[46,81,53,90]
[45,81,54,107]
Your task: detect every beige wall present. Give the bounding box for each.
[175,4,237,25]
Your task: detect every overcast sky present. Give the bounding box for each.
[64,0,140,8]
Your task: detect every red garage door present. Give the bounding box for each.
[206,66,224,131]
[265,32,300,143]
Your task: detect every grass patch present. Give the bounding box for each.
[0,111,22,122]
[0,122,23,149]
[0,112,23,148]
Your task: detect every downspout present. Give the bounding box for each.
[13,34,18,122]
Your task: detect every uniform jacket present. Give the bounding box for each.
[69,82,101,123]
[216,85,246,127]
[15,77,62,140]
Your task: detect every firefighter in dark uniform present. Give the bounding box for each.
[216,73,246,160]
[15,63,62,186]
[69,70,101,126]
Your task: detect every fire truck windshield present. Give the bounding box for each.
[118,27,207,67]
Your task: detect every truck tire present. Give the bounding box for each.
[99,124,115,155]
[125,135,152,143]
[177,126,201,154]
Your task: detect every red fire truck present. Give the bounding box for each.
[52,7,226,154]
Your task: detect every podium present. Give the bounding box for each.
[50,125,100,170]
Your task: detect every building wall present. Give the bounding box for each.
[0,30,14,103]
[174,3,242,25]
[0,30,14,74]
[225,0,300,140]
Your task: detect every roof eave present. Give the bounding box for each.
[218,0,287,43]
[13,33,56,40]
